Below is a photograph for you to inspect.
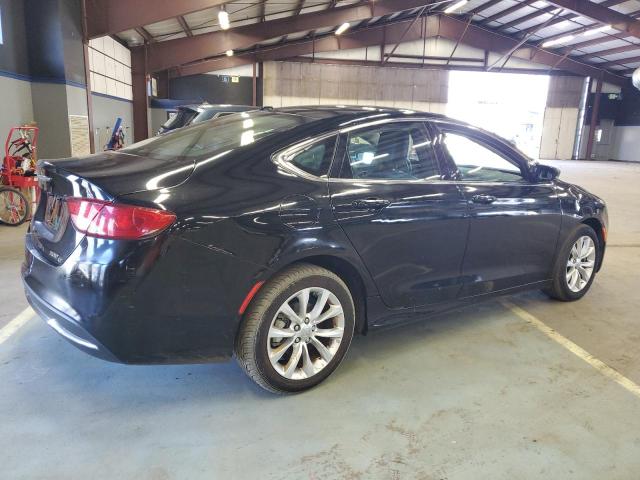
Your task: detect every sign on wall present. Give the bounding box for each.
[69,115,91,157]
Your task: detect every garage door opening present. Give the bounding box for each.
[447,71,550,159]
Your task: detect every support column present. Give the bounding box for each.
[81,0,95,153]
[585,77,603,161]
[131,47,150,142]
[25,0,92,159]
[252,62,257,107]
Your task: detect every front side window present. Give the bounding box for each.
[288,136,337,177]
[440,131,523,183]
[342,122,440,180]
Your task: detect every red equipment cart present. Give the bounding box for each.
[0,126,40,226]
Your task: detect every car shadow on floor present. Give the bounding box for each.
[3,291,552,407]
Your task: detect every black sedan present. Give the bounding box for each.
[22,107,607,393]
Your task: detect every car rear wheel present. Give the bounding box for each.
[544,224,599,301]
[235,263,355,393]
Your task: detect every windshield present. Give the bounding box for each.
[123,111,308,162]
[161,108,198,131]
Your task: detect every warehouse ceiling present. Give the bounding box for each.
[85,0,640,85]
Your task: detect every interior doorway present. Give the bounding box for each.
[447,71,550,159]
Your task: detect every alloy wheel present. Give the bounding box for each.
[267,287,345,380]
[566,235,596,292]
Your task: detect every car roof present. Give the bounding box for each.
[266,105,449,133]
[275,105,445,120]
[180,103,253,112]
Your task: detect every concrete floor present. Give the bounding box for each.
[1,160,639,479]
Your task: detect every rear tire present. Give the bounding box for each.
[0,187,31,226]
[235,263,355,394]
[544,224,599,302]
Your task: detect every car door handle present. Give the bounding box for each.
[471,195,497,204]
[351,198,390,210]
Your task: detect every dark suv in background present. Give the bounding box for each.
[157,103,254,135]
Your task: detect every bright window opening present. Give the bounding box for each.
[447,71,550,159]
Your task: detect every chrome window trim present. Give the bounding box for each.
[272,116,543,187]
[338,116,433,134]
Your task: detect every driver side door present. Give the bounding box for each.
[432,122,562,297]
[329,120,469,311]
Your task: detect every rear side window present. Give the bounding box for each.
[123,112,307,161]
[288,136,337,177]
[342,122,440,180]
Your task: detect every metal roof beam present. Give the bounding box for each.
[85,0,234,39]
[597,55,640,67]
[514,0,626,36]
[481,0,535,26]
[135,27,154,44]
[141,0,440,72]
[177,16,193,37]
[544,0,640,38]
[170,14,626,85]
[470,0,504,15]
[575,43,640,60]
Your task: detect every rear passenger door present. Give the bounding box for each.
[329,120,469,311]
[432,122,562,297]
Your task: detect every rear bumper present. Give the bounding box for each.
[21,231,262,364]
[23,278,119,363]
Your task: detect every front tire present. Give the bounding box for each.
[544,224,599,301]
[235,263,355,393]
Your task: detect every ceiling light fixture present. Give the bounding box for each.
[335,22,350,35]
[542,34,575,48]
[226,49,234,56]
[583,24,612,36]
[444,0,469,14]
[218,9,230,30]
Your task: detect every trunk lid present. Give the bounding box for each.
[45,150,196,195]
[30,152,193,264]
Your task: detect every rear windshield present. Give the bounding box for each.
[123,111,308,161]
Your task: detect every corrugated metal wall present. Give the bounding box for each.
[263,61,449,113]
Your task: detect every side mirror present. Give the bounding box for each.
[531,163,560,182]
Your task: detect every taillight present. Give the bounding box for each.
[66,198,176,240]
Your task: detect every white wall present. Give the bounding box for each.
[611,126,640,162]
[149,108,168,137]
[89,36,133,100]
[92,94,134,150]
[30,83,72,159]
[540,107,579,160]
[0,76,34,138]
[539,76,584,160]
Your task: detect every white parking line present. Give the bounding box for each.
[502,300,640,400]
[0,308,34,346]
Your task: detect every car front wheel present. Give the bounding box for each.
[235,263,355,393]
[544,224,600,301]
